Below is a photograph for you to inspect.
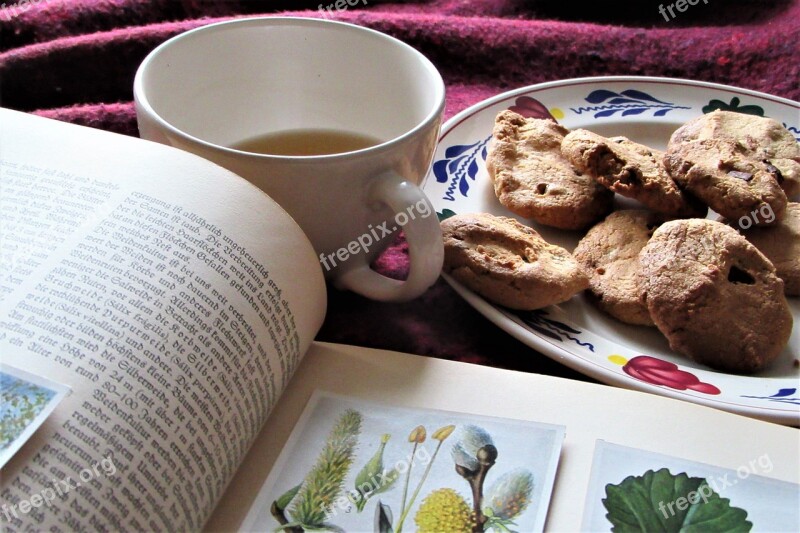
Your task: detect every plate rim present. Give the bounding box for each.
[439,76,799,144]
[431,76,800,425]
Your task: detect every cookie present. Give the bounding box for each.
[639,218,792,373]
[669,110,800,198]
[486,111,613,230]
[441,212,589,310]
[736,202,800,296]
[665,112,791,224]
[573,210,665,326]
[562,129,706,218]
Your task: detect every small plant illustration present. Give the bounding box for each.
[414,488,474,532]
[270,409,362,532]
[482,469,535,532]
[603,468,752,532]
[352,433,399,512]
[0,374,55,450]
[399,426,426,519]
[394,424,456,533]
[452,425,498,532]
[270,414,541,532]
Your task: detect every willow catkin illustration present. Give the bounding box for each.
[281,409,362,530]
[483,468,535,532]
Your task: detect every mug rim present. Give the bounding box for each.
[133,16,446,161]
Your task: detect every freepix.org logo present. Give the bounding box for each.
[318,0,368,19]
[0,0,57,21]
[657,454,774,519]
[319,198,433,272]
[658,0,709,21]
[1,457,117,523]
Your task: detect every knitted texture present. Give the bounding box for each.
[2,0,797,371]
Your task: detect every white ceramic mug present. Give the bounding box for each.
[133,17,445,301]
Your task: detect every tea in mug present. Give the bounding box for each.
[230,129,380,156]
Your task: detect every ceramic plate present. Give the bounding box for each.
[421,77,800,425]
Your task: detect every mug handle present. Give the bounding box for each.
[333,172,444,302]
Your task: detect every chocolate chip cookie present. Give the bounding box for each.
[562,129,706,218]
[737,202,800,296]
[441,212,589,310]
[486,111,613,230]
[665,111,793,224]
[639,218,792,373]
[573,210,666,326]
[669,110,800,198]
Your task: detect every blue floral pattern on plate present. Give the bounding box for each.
[571,89,690,118]
[514,309,595,352]
[433,135,491,201]
[741,388,800,405]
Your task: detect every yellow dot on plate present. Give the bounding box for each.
[550,108,565,119]
[608,354,628,366]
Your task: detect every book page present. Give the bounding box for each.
[0,109,326,530]
[206,342,800,532]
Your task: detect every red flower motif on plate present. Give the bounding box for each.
[621,355,721,395]
[508,96,557,121]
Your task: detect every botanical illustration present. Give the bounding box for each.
[603,468,751,532]
[270,409,363,531]
[0,372,55,450]
[0,366,69,467]
[252,393,564,532]
[582,441,800,532]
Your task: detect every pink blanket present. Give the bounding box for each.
[2,0,798,375]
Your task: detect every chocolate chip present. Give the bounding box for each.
[764,161,784,183]
[728,170,753,181]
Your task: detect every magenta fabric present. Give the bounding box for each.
[2,0,798,376]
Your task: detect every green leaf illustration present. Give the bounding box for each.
[602,468,752,533]
[353,434,399,512]
[274,484,301,513]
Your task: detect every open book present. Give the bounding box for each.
[1,110,798,532]
[0,108,326,530]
